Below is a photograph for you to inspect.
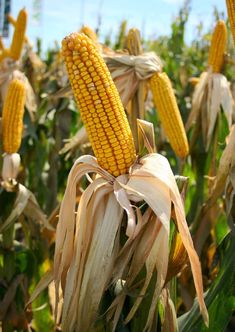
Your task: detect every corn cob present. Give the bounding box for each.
[208,20,227,73]
[226,0,235,44]
[166,231,188,283]
[2,79,26,153]
[80,25,98,43]
[0,36,4,50]
[62,32,136,176]
[0,48,11,62]
[7,14,17,27]
[9,8,27,61]
[150,72,189,158]
[8,13,28,43]
[126,28,143,55]
[189,76,200,86]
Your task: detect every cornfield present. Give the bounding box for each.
[0,1,235,332]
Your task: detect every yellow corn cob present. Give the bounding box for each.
[126,28,143,55]
[2,79,26,153]
[8,13,28,43]
[7,14,16,27]
[62,32,136,176]
[226,0,235,44]
[9,8,27,61]
[189,76,200,86]
[0,49,12,62]
[166,231,188,283]
[79,25,98,43]
[0,36,4,50]
[150,72,189,158]
[208,20,227,73]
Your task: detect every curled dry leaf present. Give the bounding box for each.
[0,183,50,233]
[59,126,89,158]
[0,184,31,232]
[0,274,24,320]
[137,118,156,155]
[26,270,54,308]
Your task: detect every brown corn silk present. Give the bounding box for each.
[62,32,136,176]
[150,72,189,158]
[2,79,26,153]
[208,20,227,73]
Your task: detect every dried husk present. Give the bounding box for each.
[52,151,208,331]
[186,71,234,150]
[161,288,179,332]
[104,52,162,107]
[1,153,21,181]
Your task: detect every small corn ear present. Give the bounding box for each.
[208,20,227,73]
[79,25,98,43]
[0,36,4,50]
[226,0,235,44]
[8,13,29,44]
[9,8,27,60]
[7,14,16,27]
[166,231,188,283]
[62,32,136,176]
[150,72,189,158]
[126,28,143,55]
[2,79,26,153]
[189,77,200,86]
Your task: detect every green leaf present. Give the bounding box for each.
[215,212,230,245]
[178,230,235,332]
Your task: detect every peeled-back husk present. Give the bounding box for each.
[53,153,208,331]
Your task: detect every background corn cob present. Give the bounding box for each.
[166,231,188,283]
[226,0,235,44]
[208,20,227,73]
[2,79,26,153]
[125,28,143,55]
[9,8,27,61]
[0,36,4,50]
[8,13,29,44]
[150,72,189,158]
[79,25,98,43]
[0,49,11,62]
[189,76,200,86]
[62,32,136,176]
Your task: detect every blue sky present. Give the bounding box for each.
[6,0,227,51]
